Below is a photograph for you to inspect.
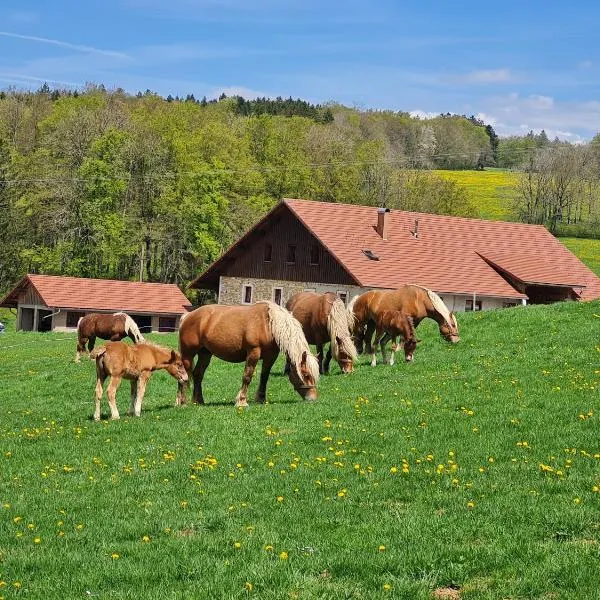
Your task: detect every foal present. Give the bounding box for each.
[370,310,420,366]
[90,341,188,420]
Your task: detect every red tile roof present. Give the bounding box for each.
[1,274,191,314]
[283,199,600,300]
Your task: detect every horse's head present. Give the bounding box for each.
[440,312,460,344]
[334,336,356,374]
[287,350,319,401]
[165,350,189,384]
[388,312,421,362]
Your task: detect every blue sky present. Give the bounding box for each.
[1,0,600,140]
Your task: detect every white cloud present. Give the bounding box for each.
[456,68,512,83]
[526,94,554,110]
[409,110,439,120]
[0,31,130,59]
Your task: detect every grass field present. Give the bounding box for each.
[1,301,600,599]
[560,238,600,277]
[434,170,520,221]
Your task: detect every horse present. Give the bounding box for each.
[285,291,357,374]
[348,285,459,354]
[76,312,145,363]
[369,310,420,366]
[90,341,188,421]
[177,301,320,407]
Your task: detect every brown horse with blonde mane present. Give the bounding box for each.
[370,310,420,366]
[75,312,144,363]
[349,285,459,355]
[285,291,357,374]
[90,341,188,421]
[177,301,320,407]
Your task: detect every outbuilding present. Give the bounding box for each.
[0,274,191,333]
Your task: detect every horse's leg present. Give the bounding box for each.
[133,372,151,417]
[388,335,397,366]
[256,352,277,404]
[316,344,325,375]
[283,356,291,375]
[371,329,383,367]
[192,350,212,405]
[94,371,106,421]
[88,336,96,353]
[380,332,391,365]
[106,375,122,420]
[76,337,87,363]
[127,379,137,416]
[323,345,333,374]
[364,320,376,354]
[235,348,260,408]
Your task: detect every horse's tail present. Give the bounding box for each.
[346,295,358,331]
[76,315,85,334]
[260,301,320,382]
[328,298,358,362]
[115,312,145,343]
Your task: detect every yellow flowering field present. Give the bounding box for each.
[1,300,599,598]
[434,169,520,220]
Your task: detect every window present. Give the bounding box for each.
[66,311,85,328]
[264,243,272,262]
[159,316,176,332]
[304,288,316,293]
[502,301,518,308]
[337,291,348,305]
[465,298,482,312]
[310,244,320,265]
[362,249,380,261]
[273,288,283,306]
[286,244,296,264]
[242,285,253,304]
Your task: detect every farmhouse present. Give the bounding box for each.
[190,198,600,311]
[0,274,191,333]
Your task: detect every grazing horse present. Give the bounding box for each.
[75,312,144,363]
[90,341,188,421]
[177,301,320,407]
[285,291,357,374]
[370,310,420,366]
[349,285,459,354]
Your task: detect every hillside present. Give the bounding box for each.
[1,300,599,598]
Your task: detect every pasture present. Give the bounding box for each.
[1,301,600,599]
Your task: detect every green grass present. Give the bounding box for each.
[560,237,600,277]
[434,170,520,221]
[1,301,600,599]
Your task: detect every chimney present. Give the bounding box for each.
[411,218,419,239]
[376,207,390,239]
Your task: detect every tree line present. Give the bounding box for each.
[0,85,598,298]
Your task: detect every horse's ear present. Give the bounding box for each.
[335,335,342,346]
[301,350,307,366]
[170,350,177,362]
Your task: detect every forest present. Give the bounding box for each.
[1,86,599,298]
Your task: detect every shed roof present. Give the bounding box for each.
[0,274,191,314]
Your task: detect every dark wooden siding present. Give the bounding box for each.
[223,208,355,285]
[18,284,46,306]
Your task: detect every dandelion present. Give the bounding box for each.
[383,583,392,591]
[110,552,120,560]
[378,545,386,552]
[264,544,273,552]
[390,466,398,474]
[13,516,22,523]
[244,581,253,592]
[233,542,242,549]
[574,497,582,505]
[34,537,41,544]
[76,524,84,530]
[467,501,475,509]
[142,535,151,542]
[13,582,21,589]
[279,551,288,560]
[276,496,284,502]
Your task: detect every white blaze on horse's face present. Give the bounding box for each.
[287,351,318,401]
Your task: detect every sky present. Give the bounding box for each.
[1,0,600,141]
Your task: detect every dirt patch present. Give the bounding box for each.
[432,587,461,599]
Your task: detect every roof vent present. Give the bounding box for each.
[410,218,419,239]
[363,249,380,261]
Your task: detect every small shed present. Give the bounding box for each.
[0,274,191,333]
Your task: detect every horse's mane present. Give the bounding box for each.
[259,301,320,382]
[346,294,358,330]
[410,285,456,331]
[113,312,145,343]
[328,298,358,362]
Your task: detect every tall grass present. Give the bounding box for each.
[1,300,600,598]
